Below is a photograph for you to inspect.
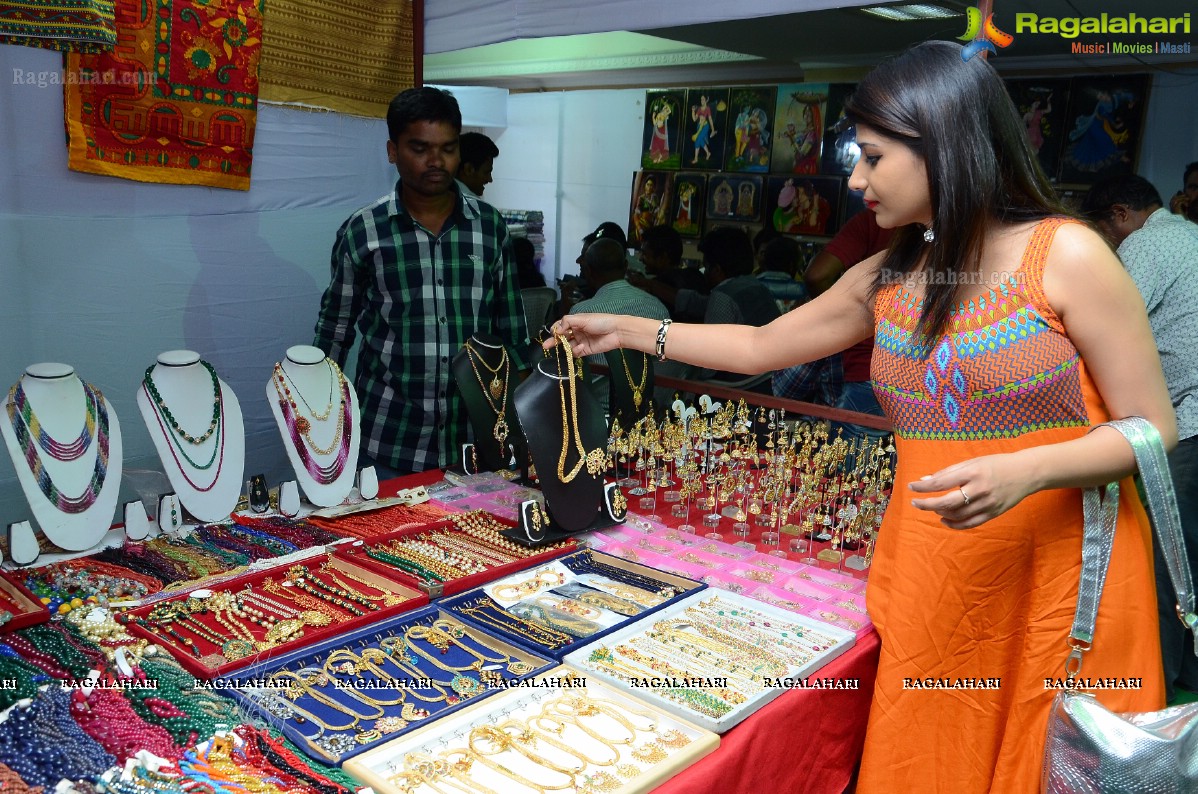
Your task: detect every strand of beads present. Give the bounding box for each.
[306,502,451,540]
[0,688,115,788]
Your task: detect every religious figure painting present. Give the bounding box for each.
[705,175,763,223]
[641,90,685,170]
[723,86,775,173]
[772,83,828,175]
[683,88,729,170]
[1058,74,1148,185]
[671,173,707,238]
[766,175,843,238]
[820,83,859,177]
[628,170,674,246]
[1005,78,1071,184]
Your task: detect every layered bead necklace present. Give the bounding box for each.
[5,379,110,513]
[141,362,225,492]
[272,359,353,484]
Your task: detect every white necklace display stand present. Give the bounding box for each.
[137,350,245,522]
[267,345,360,507]
[0,363,122,551]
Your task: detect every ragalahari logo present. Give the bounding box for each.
[957,7,1014,60]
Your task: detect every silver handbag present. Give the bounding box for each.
[1042,417,1198,793]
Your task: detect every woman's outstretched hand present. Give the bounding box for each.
[545,314,624,357]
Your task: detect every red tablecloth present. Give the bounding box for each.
[652,629,880,794]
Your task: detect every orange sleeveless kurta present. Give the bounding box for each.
[857,219,1164,793]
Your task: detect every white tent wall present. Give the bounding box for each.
[2,35,1196,529]
[0,44,396,525]
[422,0,870,54]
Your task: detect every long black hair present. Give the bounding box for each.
[845,41,1066,350]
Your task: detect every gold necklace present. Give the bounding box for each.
[551,335,605,483]
[465,340,509,400]
[492,567,567,601]
[463,341,511,447]
[619,350,648,411]
[271,364,346,454]
[320,559,404,606]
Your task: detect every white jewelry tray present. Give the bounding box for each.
[343,667,720,794]
[563,589,856,733]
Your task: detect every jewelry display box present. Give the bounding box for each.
[342,668,720,794]
[221,605,556,766]
[563,590,856,733]
[0,569,51,633]
[122,553,427,679]
[333,513,579,599]
[440,549,705,661]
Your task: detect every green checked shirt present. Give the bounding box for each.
[314,179,530,473]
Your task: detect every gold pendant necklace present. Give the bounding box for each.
[619,350,648,410]
[463,341,510,447]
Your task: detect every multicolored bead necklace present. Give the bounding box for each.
[271,361,353,484]
[5,379,110,513]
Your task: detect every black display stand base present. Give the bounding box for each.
[500,483,628,549]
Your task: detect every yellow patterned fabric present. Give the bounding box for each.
[258,0,416,118]
[0,0,116,53]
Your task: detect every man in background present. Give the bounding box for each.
[1168,161,1198,222]
[628,224,706,321]
[1083,173,1198,703]
[456,132,499,199]
[314,87,528,477]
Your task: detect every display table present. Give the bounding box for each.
[652,629,880,794]
[390,469,882,793]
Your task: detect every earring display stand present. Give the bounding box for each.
[452,334,525,474]
[268,345,360,507]
[0,363,122,551]
[138,350,245,522]
[511,338,622,545]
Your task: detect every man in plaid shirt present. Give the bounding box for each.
[314,87,529,476]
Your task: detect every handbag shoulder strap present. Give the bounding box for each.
[1066,417,1198,679]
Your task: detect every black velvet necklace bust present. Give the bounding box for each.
[451,333,524,472]
[513,347,606,533]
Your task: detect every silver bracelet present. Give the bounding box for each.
[655,318,673,362]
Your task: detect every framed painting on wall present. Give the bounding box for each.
[820,83,859,177]
[1057,74,1149,185]
[706,174,763,224]
[642,90,686,170]
[628,170,675,246]
[772,83,828,175]
[1005,77,1071,184]
[723,86,775,173]
[683,88,729,170]
[671,173,707,238]
[765,175,844,238]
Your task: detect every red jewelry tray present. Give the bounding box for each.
[123,553,428,679]
[0,570,51,633]
[332,514,579,599]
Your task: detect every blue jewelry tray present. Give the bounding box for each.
[217,603,556,766]
[438,548,706,661]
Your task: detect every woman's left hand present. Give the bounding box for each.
[909,453,1037,529]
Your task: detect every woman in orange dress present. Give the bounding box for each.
[553,40,1172,792]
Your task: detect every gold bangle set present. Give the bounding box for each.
[385,689,694,794]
